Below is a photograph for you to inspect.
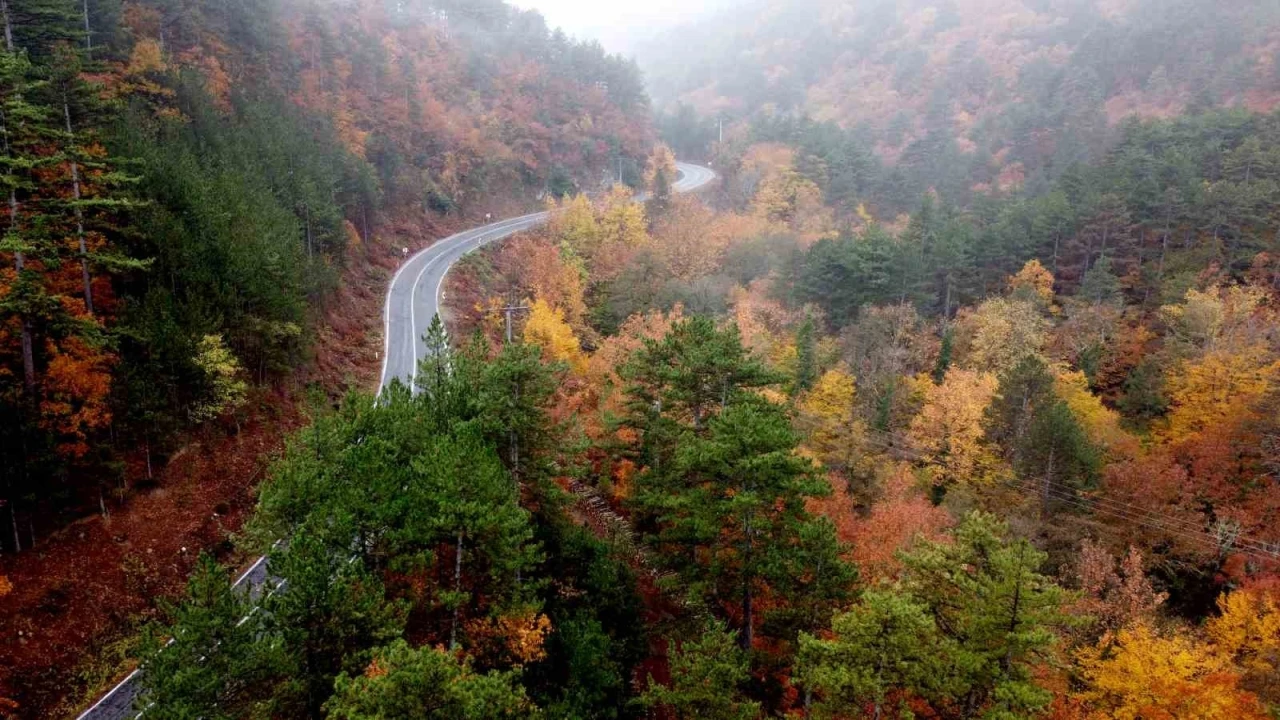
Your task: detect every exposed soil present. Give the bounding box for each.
[0,204,538,720]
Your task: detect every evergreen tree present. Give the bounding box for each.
[899,512,1070,718]
[792,313,817,395]
[985,355,1056,452]
[799,590,941,720]
[621,316,778,437]
[326,640,535,720]
[1020,400,1100,508]
[1078,254,1123,306]
[646,164,672,222]
[138,555,285,719]
[407,429,538,649]
[640,621,761,720]
[264,532,406,717]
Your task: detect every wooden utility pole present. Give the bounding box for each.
[502,289,529,345]
[502,289,530,474]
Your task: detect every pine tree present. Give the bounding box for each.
[0,47,50,400]
[45,41,141,316]
[621,317,779,437]
[900,512,1069,717]
[792,314,817,395]
[799,590,941,719]
[138,555,285,719]
[264,532,406,717]
[326,640,535,719]
[640,621,761,720]
[1020,400,1100,512]
[646,164,672,222]
[407,429,538,649]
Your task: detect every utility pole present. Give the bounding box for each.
[502,288,530,345]
[502,288,531,476]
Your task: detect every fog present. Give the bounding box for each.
[511,0,729,51]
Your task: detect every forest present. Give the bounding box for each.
[6,0,1280,718]
[0,0,651,715]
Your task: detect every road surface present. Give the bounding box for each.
[379,162,717,391]
[75,162,714,720]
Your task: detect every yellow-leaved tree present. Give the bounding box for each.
[190,335,248,424]
[907,368,1000,489]
[797,365,864,471]
[549,194,600,260]
[1076,623,1269,720]
[1053,367,1139,458]
[1206,588,1280,704]
[598,185,649,249]
[956,297,1049,375]
[1163,345,1280,442]
[523,299,587,375]
[645,143,678,191]
[1008,258,1056,309]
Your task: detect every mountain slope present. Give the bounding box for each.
[645,0,1280,194]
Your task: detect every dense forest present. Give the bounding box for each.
[0,0,650,714]
[0,0,649,550]
[135,99,1280,714]
[7,0,1280,718]
[650,0,1280,212]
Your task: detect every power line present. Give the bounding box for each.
[846,423,1280,564]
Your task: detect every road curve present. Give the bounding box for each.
[74,162,714,720]
[379,161,717,391]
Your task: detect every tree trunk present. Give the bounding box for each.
[1051,229,1061,277]
[9,499,19,552]
[450,530,463,651]
[9,190,35,397]
[0,0,12,53]
[82,0,92,52]
[64,97,93,316]
[1040,449,1055,517]
[741,513,754,651]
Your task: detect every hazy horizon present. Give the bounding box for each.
[510,0,726,52]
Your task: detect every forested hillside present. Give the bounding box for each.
[9,0,1280,718]
[138,123,1280,716]
[0,0,650,715]
[649,0,1280,210]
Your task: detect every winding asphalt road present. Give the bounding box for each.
[380,162,716,391]
[74,162,715,720]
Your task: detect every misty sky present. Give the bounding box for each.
[511,0,722,51]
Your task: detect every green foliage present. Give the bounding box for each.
[900,512,1071,718]
[625,318,855,652]
[799,590,940,720]
[640,621,761,720]
[264,532,407,717]
[622,316,780,436]
[783,107,1280,337]
[525,517,646,718]
[138,555,285,719]
[147,335,564,716]
[801,513,1072,719]
[986,356,1100,500]
[792,314,817,395]
[326,640,536,720]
